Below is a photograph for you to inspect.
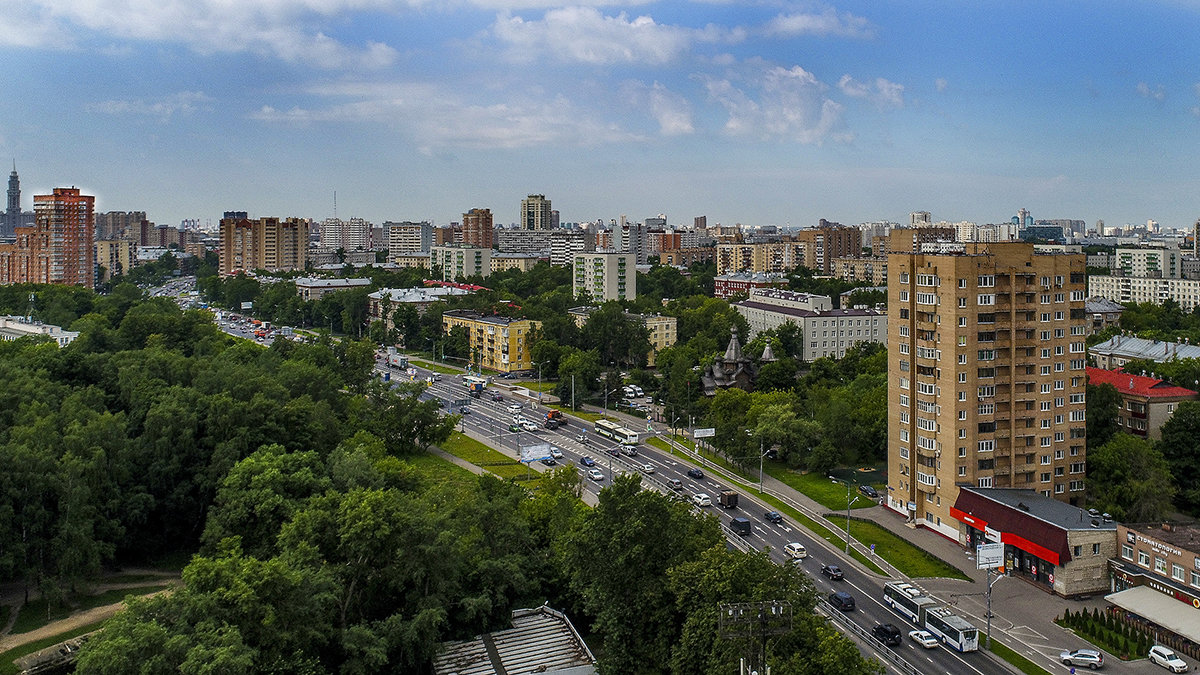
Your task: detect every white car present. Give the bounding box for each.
[587,468,605,482]
[640,463,655,474]
[783,542,807,560]
[550,447,564,459]
[909,630,939,649]
[692,493,712,507]
[519,419,540,432]
[1150,646,1188,673]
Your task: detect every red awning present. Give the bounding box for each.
[950,490,1070,566]
[950,506,988,530]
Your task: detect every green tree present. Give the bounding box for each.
[1086,383,1121,449]
[1157,400,1200,514]
[1087,433,1175,521]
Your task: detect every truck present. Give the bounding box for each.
[730,517,751,536]
[543,409,566,426]
[718,490,739,510]
[385,347,409,369]
[464,376,487,394]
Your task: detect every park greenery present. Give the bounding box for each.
[0,281,881,674]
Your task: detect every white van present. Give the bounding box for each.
[692,493,712,507]
[783,542,807,560]
[507,403,523,415]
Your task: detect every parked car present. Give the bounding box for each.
[1149,646,1189,672]
[858,485,880,499]
[687,468,705,479]
[579,456,596,467]
[820,564,844,580]
[872,623,902,646]
[828,591,855,611]
[763,511,783,524]
[1060,648,1104,670]
[783,542,807,560]
[587,468,605,482]
[692,493,712,507]
[909,630,939,649]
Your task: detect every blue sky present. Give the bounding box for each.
[3,0,1199,232]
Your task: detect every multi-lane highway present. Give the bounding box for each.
[397,363,1013,675]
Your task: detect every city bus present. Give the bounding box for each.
[882,582,936,623]
[594,419,622,440]
[594,420,640,445]
[921,606,979,652]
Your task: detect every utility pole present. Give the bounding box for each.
[718,601,791,675]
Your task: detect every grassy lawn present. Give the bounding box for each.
[438,433,541,486]
[989,637,1052,675]
[765,467,881,512]
[520,381,556,393]
[0,623,102,675]
[556,406,605,424]
[837,517,970,581]
[407,451,480,488]
[11,584,175,635]
[407,359,461,375]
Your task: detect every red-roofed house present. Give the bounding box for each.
[1086,367,1197,440]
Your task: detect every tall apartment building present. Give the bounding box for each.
[441,309,539,373]
[0,188,96,287]
[572,252,635,302]
[461,208,494,249]
[792,220,862,274]
[218,214,309,276]
[887,242,1088,542]
[549,230,594,267]
[320,217,372,250]
[716,241,807,275]
[619,222,649,264]
[431,244,491,281]
[497,229,551,255]
[95,211,146,240]
[95,239,136,281]
[887,227,957,253]
[521,194,553,230]
[384,221,432,253]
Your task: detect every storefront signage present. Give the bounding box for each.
[1134,533,1184,558]
[985,526,1001,543]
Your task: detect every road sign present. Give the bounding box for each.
[694,428,715,438]
[976,542,1004,569]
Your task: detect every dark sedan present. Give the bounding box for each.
[764,511,783,524]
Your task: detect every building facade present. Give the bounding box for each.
[389,252,431,270]
[431,245,491,281]
[732,290,885,360]
[1089,335,1200,369]
[1088,274,1200,311]
[491,253,543,273]
[218,214,309,276]
[95,239,136,281]
[384,221,432,253]
[0,315,79,347]
[834,256,888,285]
[1,187,96,287]
[715,242,807,275]
[549,230,595,267]
[887,242,1088,540]
[462,208,494,249]
[1086,367,1197,440]
[792,221,862,274]
[1084,297,1125,335]
[713,272,789,299]
[293,277,372,301]
[521,194,552,230]
[1108,523,1200,660]
[496,229,551,255]
[572,252,635,302]
[660,247,715,268]
[441,309,540,373]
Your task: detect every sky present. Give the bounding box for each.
[3,0,1200,232]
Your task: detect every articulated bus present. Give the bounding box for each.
[882,582,979,652]
[594,420,640,445]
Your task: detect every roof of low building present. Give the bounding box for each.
[1086,367,1198,399]
[1089,335,1200,362]
[732,300,884,319]
[432,605,595,675]
[293,277,371,288]
[1085,296,1125,313]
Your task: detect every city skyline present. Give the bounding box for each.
[3,2,1200,230]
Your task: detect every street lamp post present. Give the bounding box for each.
[537,361,548,406]
[829,476,861,554]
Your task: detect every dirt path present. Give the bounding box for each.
[0,570,179,654]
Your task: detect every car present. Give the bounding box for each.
[821,564,844,580]
[507,404,523,414]
[607,446,621,456]
[587,468,605,482]
[908,630,939,649]
[460,406,471,414]
[858,485,880,499]
[640,463,655,474]
[433,374,442,381]
[579,456,596,467]
[763,511,783,524]
[1060,648,1104,670]
[544,419,560,430]
[550,447,564,459]
[492,393,505,401]
[828,591,855,611]
[540,457,557,467]
[508,423,520,432]
[520,420,540,432]
[1150,646,1189,672]
[872,623,902,646]
[692,493,712,507]
[667,478,683,490]
[576,433,589,444]
[783,542,807,560]
[687,468,705,479]
[621,446,638,457]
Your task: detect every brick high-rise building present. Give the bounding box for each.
[0,187,96,287]
[792,220,862,274]
[462,208,494,249]
[886,241,1088,542]
[219,213,309,276]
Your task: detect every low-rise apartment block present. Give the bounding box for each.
[293,277,372,301]
[1086,367,1197,440]
[1089,335,1200,369]
[1088,275,1200,311]
[572,252,635,302]
[732,288,884,360]
[713,272,789,299]
[568,306,677,367]
[432,245,491,281]
[441,309,539,373]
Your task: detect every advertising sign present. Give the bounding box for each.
[976,542,1004,569]
[693,428,716,438]
[519,442,552,463]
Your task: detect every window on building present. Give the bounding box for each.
[1093,543,1101,555]
[1173,564,1186,581]
[1155,557,1167,574]
[1138,550,1150,567]
[1122,544,1133,560]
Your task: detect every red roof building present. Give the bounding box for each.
[1086,367,1197,440]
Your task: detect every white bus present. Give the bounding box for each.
[594,420,640,445]
[921,606,979,652]
[882,582,935,623]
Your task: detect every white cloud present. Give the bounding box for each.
[4,0,401,69]
[252,80,642,150]
[702,61,845,143]
[85,91,213,120]
[764,9,873,39]
[491,8,696,65]
[1137,82,1165,101]
[622,81,694,135]
[935,78,948,92]
[838,74,904,108]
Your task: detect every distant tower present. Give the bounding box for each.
[3,162,20,238]
[910,211,931,227]
[521,194,552,230]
